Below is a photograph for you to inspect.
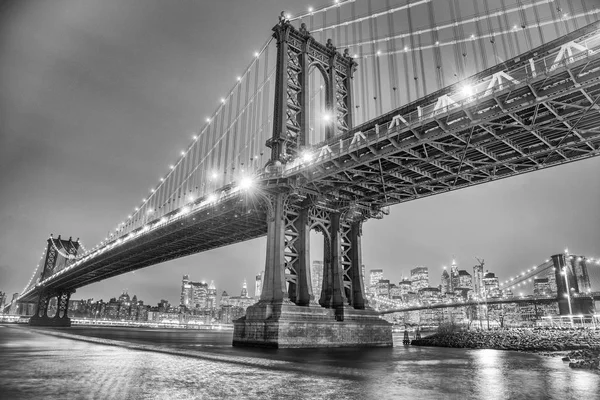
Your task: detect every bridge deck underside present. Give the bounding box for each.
[21,197,267,301]
[300,45,600,208]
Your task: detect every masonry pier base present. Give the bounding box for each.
[233,301,392,348]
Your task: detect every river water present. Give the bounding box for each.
[0,324,598,400]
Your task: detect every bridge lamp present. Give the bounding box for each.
[207,194,217,203]
[254,51,260,58]
[240,177,253,190]
[169,165,175,170]
[236,76,241,81]
[188,194,195,202]
[308,6,313,12]
[206,118,211,123]
[322,112,333,123]
[181,206,191,214]
[147,209,154,215]
[211,171,218,180]
[461,84,474,97]
[181,151,186,156]
[301,151,313,163]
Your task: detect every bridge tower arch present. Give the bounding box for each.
[266,19,356,164]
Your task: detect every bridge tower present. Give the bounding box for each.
[551,253,594,316]
[29,235,79,327]
[233,16,392,348]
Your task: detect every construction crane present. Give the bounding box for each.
[475,257,485,268]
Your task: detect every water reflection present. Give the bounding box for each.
[0,326,598,400]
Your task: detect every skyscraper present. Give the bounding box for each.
[440,268,451,295]
[410,267,429,292]
[207,281,217,309]
[473,263,484,298]
[450,259,459,291]
[369,269,383,295]
[255,272,264,299]
[180,275,192,307]
[191,281,208,309]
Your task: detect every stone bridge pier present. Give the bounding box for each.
[233,192,392,348]
[29,289,74,327]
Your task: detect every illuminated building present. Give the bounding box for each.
[376,279,390,298]
[410,267,429,292]
[398,280,412,296]
[180,275,192,307]
[369,269,383,295]
[450,259,459,291]
[389,284,402,300]
[191,281,208,309]
[207,281,217,309]
[457,270,472,289]
[440,268,451,296]
[418,287,441,303]
[482,272,500,297]
[473,263,484,298]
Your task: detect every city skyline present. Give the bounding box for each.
[1,0,599,307]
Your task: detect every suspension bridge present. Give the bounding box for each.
[6,0,600,347]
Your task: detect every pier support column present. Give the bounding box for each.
[349,221,367,310]
[294,206,313,306]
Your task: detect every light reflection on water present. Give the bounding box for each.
[0,325,598,400]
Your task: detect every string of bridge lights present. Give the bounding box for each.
[499,248,600,291]
[290,0,355,22]
[344,0,554,48]
[357,8,600,59]
[88,38,278,254]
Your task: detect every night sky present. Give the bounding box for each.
[1,0,599,306]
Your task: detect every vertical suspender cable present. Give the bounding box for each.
[428,0,444,91]
[386,0,399,109]
[473,0,488,71]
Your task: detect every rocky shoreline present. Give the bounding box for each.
[411,328,600,371]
